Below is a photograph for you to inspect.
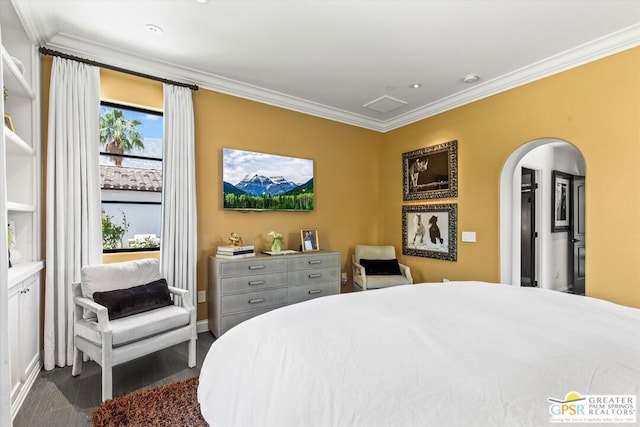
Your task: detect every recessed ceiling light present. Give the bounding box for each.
[410,83,422,89]
[145,24,164,34]
[463,74,480,84]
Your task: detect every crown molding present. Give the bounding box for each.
[42,31,387,131]
[27,12,640,133]
[379,23,640,132]
[11,0,57,46]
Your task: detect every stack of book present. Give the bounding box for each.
[216,245,255,259]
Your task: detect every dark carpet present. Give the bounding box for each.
[92,377,208,426]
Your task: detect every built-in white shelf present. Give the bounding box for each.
[7,260,44,288]
[6,201,35,212]
[1,45,35,99]
[4,127,34,156]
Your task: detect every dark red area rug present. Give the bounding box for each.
[92,376,208,426]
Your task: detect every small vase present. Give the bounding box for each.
[9,247,21,264]
[271,240,281,253]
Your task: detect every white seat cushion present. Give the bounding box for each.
[75,305,190,347]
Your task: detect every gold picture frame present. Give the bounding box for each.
[4,113,15,132]
[301,229,319,252]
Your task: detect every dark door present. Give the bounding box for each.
[570,176,586,295]
[521,168,537,287]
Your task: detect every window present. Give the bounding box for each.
[100,101,163,252]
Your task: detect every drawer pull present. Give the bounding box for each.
[248,265,265,270]
[308,289,321,295]
[308,260,322,265]
[308,273,322,279]
[248,298,265,304]
[248,280,265,286]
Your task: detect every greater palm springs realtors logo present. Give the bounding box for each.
[549,392,636,423]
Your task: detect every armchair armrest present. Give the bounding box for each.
[168,286,195,317]
[168,286,187,297]
[74,295,112,333]
[352,261,366,277]
[351,254,368,291]
[398,263,413,284]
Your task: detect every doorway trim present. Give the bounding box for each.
[500,138,570,285]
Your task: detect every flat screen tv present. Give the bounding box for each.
[223,148,314,211]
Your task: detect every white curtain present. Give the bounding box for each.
[160,84,197,304]
[44,58,102,370]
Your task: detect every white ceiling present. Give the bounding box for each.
[8,0,640,132]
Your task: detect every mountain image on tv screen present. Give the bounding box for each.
[222,148,314,211]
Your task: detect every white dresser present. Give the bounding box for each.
[208,251,340,337]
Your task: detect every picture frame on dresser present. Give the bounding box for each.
[301,229,319,252]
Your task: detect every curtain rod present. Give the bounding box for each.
[39,47,199,91]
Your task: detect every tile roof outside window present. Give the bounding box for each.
[100,165,162,192]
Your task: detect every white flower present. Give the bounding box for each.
[268,231,284,243]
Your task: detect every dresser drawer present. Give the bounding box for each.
[288,254,339,271]
[221,272,288,295]
[220,305,285,335]
[287,281,339,304]
[221,288,287,315]
[220,258,287,278]
[288,267,339,286]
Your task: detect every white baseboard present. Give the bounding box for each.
[196,319,209,334]
[11,354,41,421]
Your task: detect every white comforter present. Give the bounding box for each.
[198,282,640,426]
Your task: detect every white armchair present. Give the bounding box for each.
[71,258,196,401]
[352,245,413,291]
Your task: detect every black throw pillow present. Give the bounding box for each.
[359,258,402,276]
[93,278,174,320]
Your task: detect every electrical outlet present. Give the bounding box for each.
[197,290,206,303]
[341,272,348,286]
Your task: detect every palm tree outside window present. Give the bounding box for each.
[99,101,163,252]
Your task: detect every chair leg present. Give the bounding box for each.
[101,366,112,401]
[102,335,113,401]
[188,336,196,368]
[71,345,82,377]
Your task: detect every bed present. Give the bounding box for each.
[198,282,640,426]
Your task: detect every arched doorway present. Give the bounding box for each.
[500,138,586,292]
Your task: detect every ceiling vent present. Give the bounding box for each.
[362,95,408,113]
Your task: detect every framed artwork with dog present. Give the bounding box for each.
[402,203,457,261]
[402,140,458,201]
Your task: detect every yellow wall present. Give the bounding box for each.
[382,47,640,307]
[41,46,640,319]
[193,91,384,319]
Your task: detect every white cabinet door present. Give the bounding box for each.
[8,284,21,404]
[7,274,41,410]
[20,276,40,380]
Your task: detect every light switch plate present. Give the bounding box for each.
[461,231,476,242]
[197,290,206,303]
